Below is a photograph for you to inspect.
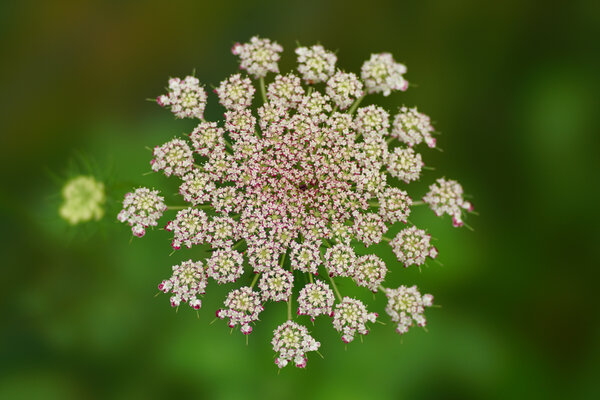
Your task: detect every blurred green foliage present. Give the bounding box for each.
[1,0,599,399]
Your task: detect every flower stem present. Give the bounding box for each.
[250,273,260,288]
[348,94,366,115]
[328,275,343,302]
[259,77,267,104]
[412,201,425,206]
[308,273,314,284]
[166,205,188,210]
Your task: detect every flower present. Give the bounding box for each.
[377,187,412,224]
[117,187,166,237]
[258,267,294,302]
[216,286,264,334]
[151,138,194,177]
[355,105,390,136]
[157,76,207,119]
[387,147,424,183]
[189,122,225,157]
[204,216,240,249]
[267,73,304,109]
[326,71,363,110]
[289,240,322,274]
[390,226,438,267]
[332,297,378,343]
[391,106,436,148]
[353,254,387,292]
[296,44,337,83]
[384,285,433,335]
[272,321,320,368]
[179,169,215,205]
[215,73,255,110]
[158,260,207,309]
[353,212,388,247]
[297,280,335,320]
[232,36,283,79]
[205,248,245,284]
[423,178,473,227]
[323,243,356,277]
[361,53,408,96]
[59,175,105,224]
[165,208,208,250]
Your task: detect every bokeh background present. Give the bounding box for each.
[1,0,599,399]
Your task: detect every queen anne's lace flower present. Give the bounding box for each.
[267,73,304,109]
[378,187,412,223]
[118,188,166,237]
[384,285,433,335]
[120,37,474,367]
[387,147,424,183]
[158,260,207,309]
[59,176,105,224]
[165,208,208,250]
[332,297,378,344]
[353,254,387,292]
[232,36,283,79]
[353,212,388,247]
[355,105,390,136]
[157,76,207,119]
[189,122,225,157]
[206,248,245,284]
[272,321,320,368]
[151,139,194,177]
[323,243,356,277]
[297,280,335,320]
[390,226,438,267]
[423,178,473,227]
[289,240,321,275]
[296,45,337,84]
[179,170,214,205]
[361,53,408,96]
[326,71,363,110]
[258,267,294,302]
[391,106,436,148]
[217,286,264,334]
[215,73,255,110]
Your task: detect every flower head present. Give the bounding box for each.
[391,106,436,148]
[289,240,322,275]
[326,71,363,110]
[217,286,264,334]
[390,226,438,267]
[355,105,390,136]
[117,187,166,237]
[189,122,225,157]
[377,187,412,224]
[323,243,356,277]
[361,53,408,96]
[179,170,215,205]
[215,73,255,110]
[384,285,433,335]
[205,248,245,284]
[332,297,378,343]
[151,138,194,177]
[158,260,207,309]
[59,175,105,224]
[267,73,304,109]
[232,36,283,79]
[353,212,388,247]
[297,280,335,320]
[157,76,207,119]
[272,321,320,368]
[258,267,294,302]
[387,147,424,183]
[423,178,473,227]
[165,208,208,250]
[296,45,337,84]
[353,254,387,292]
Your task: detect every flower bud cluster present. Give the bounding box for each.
[59,175,105,225]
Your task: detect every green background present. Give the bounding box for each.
[1,0,599,399]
